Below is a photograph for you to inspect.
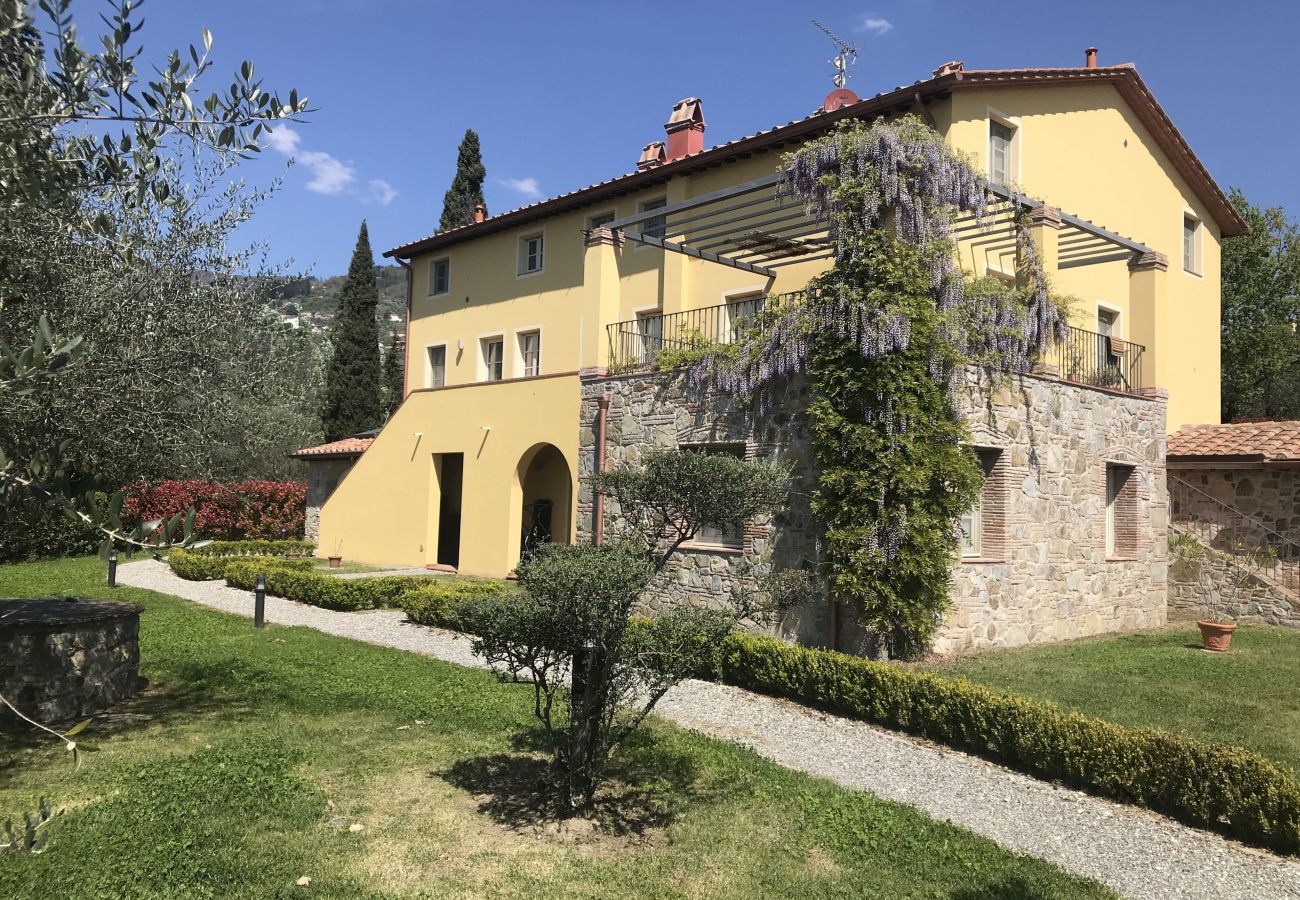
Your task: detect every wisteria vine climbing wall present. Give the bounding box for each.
[690,116,1068,657]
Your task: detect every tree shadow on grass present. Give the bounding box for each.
[438,727,711,839]
[951,876,1095,900]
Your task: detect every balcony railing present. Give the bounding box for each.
[1044,325,1144,395]
[607,294,1145,396]
[606,291,805,372]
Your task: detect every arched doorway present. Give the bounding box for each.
[517,443,573,562]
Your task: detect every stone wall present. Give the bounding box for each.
[1168,548,1300,628]
[0,599,143,730]
[304,458,355,542]
[579,368,1168,656]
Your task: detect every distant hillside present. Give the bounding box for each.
[270,265,407,334]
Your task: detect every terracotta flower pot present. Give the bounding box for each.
[286,552,303,559]
[328,556,342,569]
[1198,620,1237,652]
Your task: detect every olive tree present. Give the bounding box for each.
[467,449,791,812]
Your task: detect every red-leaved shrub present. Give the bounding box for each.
[122,480,307,541]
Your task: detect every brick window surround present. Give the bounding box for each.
[1106,463,1139,559]
[964,447,1008,562]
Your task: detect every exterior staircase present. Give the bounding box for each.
[1167,474,1300,622]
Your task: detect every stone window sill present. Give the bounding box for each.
[1106,555,1138,562]
[960,557,1005,565]
[680,542,745,556]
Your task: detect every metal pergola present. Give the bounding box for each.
[604,174,1154,278]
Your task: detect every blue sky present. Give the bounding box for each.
[117,0,1297,275]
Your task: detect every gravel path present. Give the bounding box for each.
[119,559,1300,900]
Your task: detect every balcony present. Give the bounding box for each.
[606,293,1145,395]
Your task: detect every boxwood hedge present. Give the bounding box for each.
[709,632,1300,855]
[169,548,313,581]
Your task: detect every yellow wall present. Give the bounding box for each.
[945,84,1222,430]
[317,374,581,576]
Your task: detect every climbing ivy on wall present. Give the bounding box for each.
[692,115,1068,658]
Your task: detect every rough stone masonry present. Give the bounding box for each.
[579,368,1168,656]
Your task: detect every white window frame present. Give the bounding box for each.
[478,334,505,382]
[633,305,664,359]
[514,327,542,378]
[1182,212,1203,277]
[427,256,450,297]
[586,208,617,230]
[425,343,447,389]
[721,285,768,343]
[987,109,1020,187]
[960,495,983,558]
[636,197,668,250]
[518,230,545,278]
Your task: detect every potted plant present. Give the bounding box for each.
[1171,533,1275,652]
[328,538,343,569]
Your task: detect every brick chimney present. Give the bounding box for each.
[664,98,705,161]
[637,141,666,171]
[1085,47,1098,68]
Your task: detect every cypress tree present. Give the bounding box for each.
[382,331,405,420]
[438,129,486,232]
[321,221,383,441]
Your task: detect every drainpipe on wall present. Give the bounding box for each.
[395,256,413,398]
[593,394,610,545]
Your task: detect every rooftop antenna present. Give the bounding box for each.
[811,19,857,89]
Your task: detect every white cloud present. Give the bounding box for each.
[857,15,894,34]
[367,179,398,206]
[499,176,542,200]
[297,150,356,195]
[265,125,301,154]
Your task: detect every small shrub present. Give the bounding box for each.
[396,581,513,630]
[190,539,315,558]
[709,632,1300,855]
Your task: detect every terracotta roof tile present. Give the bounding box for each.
[1168,422,1300,462]
[289,436,374,459]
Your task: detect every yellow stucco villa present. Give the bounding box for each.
[296,51,1242,653]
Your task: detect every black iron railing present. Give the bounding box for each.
[1044,325,1144,394]
[607,296,1145,396]
[606,290,805,371]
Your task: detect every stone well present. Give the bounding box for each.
[0,598,144,731]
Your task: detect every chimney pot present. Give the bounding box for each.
[663,97,705,161]
[932,60,964,78]
[637,141,666,171]
[473,203,486,223]
[1085,47,1098,69]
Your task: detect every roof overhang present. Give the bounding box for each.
[385,64,1242,261]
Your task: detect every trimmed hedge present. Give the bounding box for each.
[190,539,315,558]
[710,632,1300,855]
[122,479,306,540]
[170,549,313,582]
[396,581,514,630]
[223,562,429,612]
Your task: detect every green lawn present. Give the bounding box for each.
[0,557,1112,900]
[929,625,1300,773]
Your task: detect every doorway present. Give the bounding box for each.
[436,453,463,569]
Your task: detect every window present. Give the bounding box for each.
[426,345,446,388]
[1183,215,1201,274]
[427,257,449,296]
[636,309,663,360]
[640,198,668,240]
[518,330,540,377]
[682,443,746,550]
[587,210,616,229]
[989,119,1015,186]
[481,337,504,382]
[960,448,1005,560]
[725,293,765,342]
[1097,308,1118,372]
[1105,464,1138,558]
[519,233,544,275]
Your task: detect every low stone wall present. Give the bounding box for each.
[304,458,355,542]
[1169,551,1300,628]
[579,368,1168,656]
[0,599,143,729]
[1170,467,1300,548]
